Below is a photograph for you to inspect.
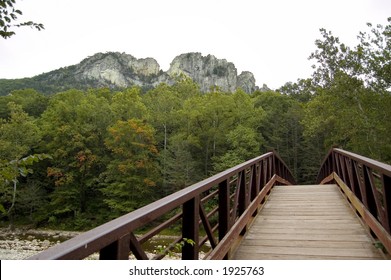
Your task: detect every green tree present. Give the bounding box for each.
[0,89,48,119]
[143,83,184,191]
[355,17,391,91]
[211,90,264,172]
[111,87,149,121]
[0,102,41,160]
[101,119,158,217]
[0,97,49,224]
[213,125,260,172]
[309,17,391,92]
[303,72,391,163]
[0,154,50,221]
[180,91,234,176]
[304,17,391,166]
[278,78,316,103]
[253,90,304,181]
[157,133,201,195]
[40,90,113,227]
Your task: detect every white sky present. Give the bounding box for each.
[1,0,390,89]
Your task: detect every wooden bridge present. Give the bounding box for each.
[29,148,391,260]
[234,184,384,259]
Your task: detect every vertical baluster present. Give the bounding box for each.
[238,170,248,235]
[251,163,261,217]
[381,174,391,234]
[182,196,200,260]
[260,160,266,188]
[335,153,341,178]
[238,170,248,216]
[218,179,230,244]
[346,158,357,196]
[271,154,276,180]
[331,150,336,175]
[250,164,260,202]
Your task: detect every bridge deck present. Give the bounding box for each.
[233,184,386,260]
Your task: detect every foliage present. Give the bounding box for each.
[309,17,391,92]
[0,102,41,160]
[1,17,390,230]
[305,17,391,164]
[0,89,48,118]
[0,0,44,39]
[0,154,51,217]
[102,119,158,217]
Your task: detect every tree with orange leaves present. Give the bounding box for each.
[102,118,159,217]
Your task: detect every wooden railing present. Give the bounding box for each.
[317,148,391,254]
[29,151,295,260]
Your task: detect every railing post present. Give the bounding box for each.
[218,179,230,259]
[382,174,391,233]
[250,164,260,202]
[218,179,230,238]
[99,233,130,260]
[272,153,276,179]
[238,170,248,216]
[259,160,265,188]
[182,196,200,260]
[238,170,249,235]
[331,149,336,175]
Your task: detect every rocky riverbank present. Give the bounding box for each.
[0,228,80,260]
[0,228,208,260]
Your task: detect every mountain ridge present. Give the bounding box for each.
[0,52,259,95]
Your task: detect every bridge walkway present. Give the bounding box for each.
[233,184,386,260]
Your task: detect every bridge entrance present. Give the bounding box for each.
[234,184,385,259]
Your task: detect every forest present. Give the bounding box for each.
[0,18,390,230]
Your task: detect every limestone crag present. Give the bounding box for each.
[167,53,239,92]
[39,52,259,93]
[74,52,161,88]
[237,71,258,93]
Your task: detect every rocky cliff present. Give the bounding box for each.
[0,52,259,95]
[73,52,162,88]
[168,53,239,92]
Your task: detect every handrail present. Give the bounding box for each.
[28,151,295,260]
[317,148,391,253]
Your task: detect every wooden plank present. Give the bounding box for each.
[234,252,384,260]
[257,215,357,221]
[235,245,382,258]
[247,227,371,236]
[252,222,364,230]
[266,204,345,207]
[243,233,372,242]
[238,239,377,249]
[260,210,358,215]
[253,217,358,223]
[233,184,385,260]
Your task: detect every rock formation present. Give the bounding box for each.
[72,52,258,93]
[1,52,259,95]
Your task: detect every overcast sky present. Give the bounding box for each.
[1,0,390,89]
